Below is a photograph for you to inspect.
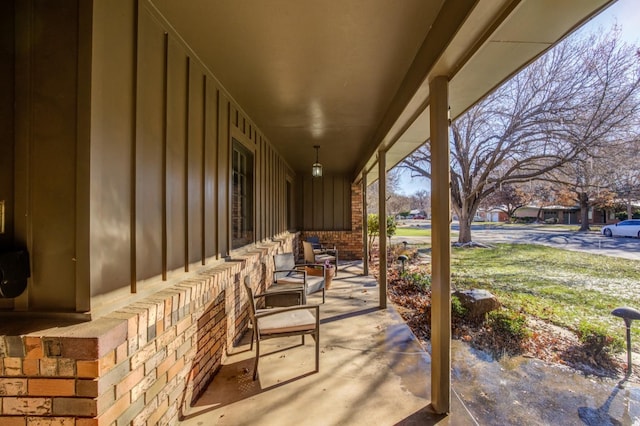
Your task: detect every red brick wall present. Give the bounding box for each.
[0,235,295,425]
[301,183,363,260]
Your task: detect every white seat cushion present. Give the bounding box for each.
[315,254,335,262]
[258,310,316,335]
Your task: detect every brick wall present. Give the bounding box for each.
[0,235,294,425]
[301,182,364,260]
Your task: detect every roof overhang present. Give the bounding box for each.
[150,0,616,184]
[359,0,616,185]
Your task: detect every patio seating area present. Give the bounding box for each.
[178,260,640,426]
[179,261,474,425]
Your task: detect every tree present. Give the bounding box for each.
[410,189,431,217]
[608,137,640,219]
[387,194,412,217]
[544,151,618,230]
[367,214,397,242]
[480,183,533,220]
[366,167,402,214]
[367,213,397,260]
[401,27,640,242]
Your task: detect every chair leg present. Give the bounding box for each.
[322,288,325,304]
[315,330,320,373]
[250,328,254,351]
[253,339,260,380]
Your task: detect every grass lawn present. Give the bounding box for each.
[394,227,459,238]
[394,227,431,237]
[450,244,640,344]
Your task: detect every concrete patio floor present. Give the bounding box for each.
[179,261,640,426]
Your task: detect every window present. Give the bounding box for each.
[232,139,254,249]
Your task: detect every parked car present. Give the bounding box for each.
[601,219,640,238]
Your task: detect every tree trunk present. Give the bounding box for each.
[458,213,472,243]
[579,192,590,231]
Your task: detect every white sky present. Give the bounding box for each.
[398,0,640,195]
[587,0,640,44]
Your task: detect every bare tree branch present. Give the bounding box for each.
[400,26,640,242]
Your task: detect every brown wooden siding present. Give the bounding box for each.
[135,10,165,283]
[187,62,205,267]
[299,175,352,231]
[3,0,296,313]
[0,1,15,250]
[12,0,80,310]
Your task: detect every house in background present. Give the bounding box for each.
[483,207,510,223]
[408,209,428,220]
[0,0,616,423]
[513,205,579,223]
[513,205,622,225]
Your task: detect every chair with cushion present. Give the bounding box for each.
[302,241,338,275]
[244,275,320,380]
[271,252,325,304]
[306,236,323,250]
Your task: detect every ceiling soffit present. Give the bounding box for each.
[148,0,614,184]
[150,0,442,176]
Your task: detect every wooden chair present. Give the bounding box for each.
[272,252,325,304]
[243,276,320,380]
[302,241,338,275]
[306,235,323,250]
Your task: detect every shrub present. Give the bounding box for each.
[577,321,624,356]
[401,271,431,291]
[487,310,530,341]
[451,295,466,319]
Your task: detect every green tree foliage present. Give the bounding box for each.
[367,214,397,250]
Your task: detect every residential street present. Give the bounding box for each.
[391,223,640,261]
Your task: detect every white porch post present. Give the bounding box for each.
[430,76,451,413]
[377,151,387,308]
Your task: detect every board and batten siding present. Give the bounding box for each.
[5,0,295,315]
[298,175,353,231]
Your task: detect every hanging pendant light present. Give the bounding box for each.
[312,145,323,177]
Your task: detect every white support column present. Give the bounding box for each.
[378,151,387,308]
[362,172,369,276]
[430,76,451,414]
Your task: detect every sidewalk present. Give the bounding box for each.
[452,340,640,425]
[179,261,640,425]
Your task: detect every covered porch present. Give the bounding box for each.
[179,261,475,425]
[0,0,621,424]
[180,260,640,425]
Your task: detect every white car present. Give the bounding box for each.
[601,219,640,238]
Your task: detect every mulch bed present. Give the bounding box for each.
[373,255,634,381]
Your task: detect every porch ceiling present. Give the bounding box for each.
[150,0,614,182]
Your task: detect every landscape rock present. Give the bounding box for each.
[453,289,500,318]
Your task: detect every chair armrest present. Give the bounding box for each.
[295,262,325,270]
[273,269,306,282]
[254,288,304,299]
[254,303,320,319]
[274,269,305,276]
